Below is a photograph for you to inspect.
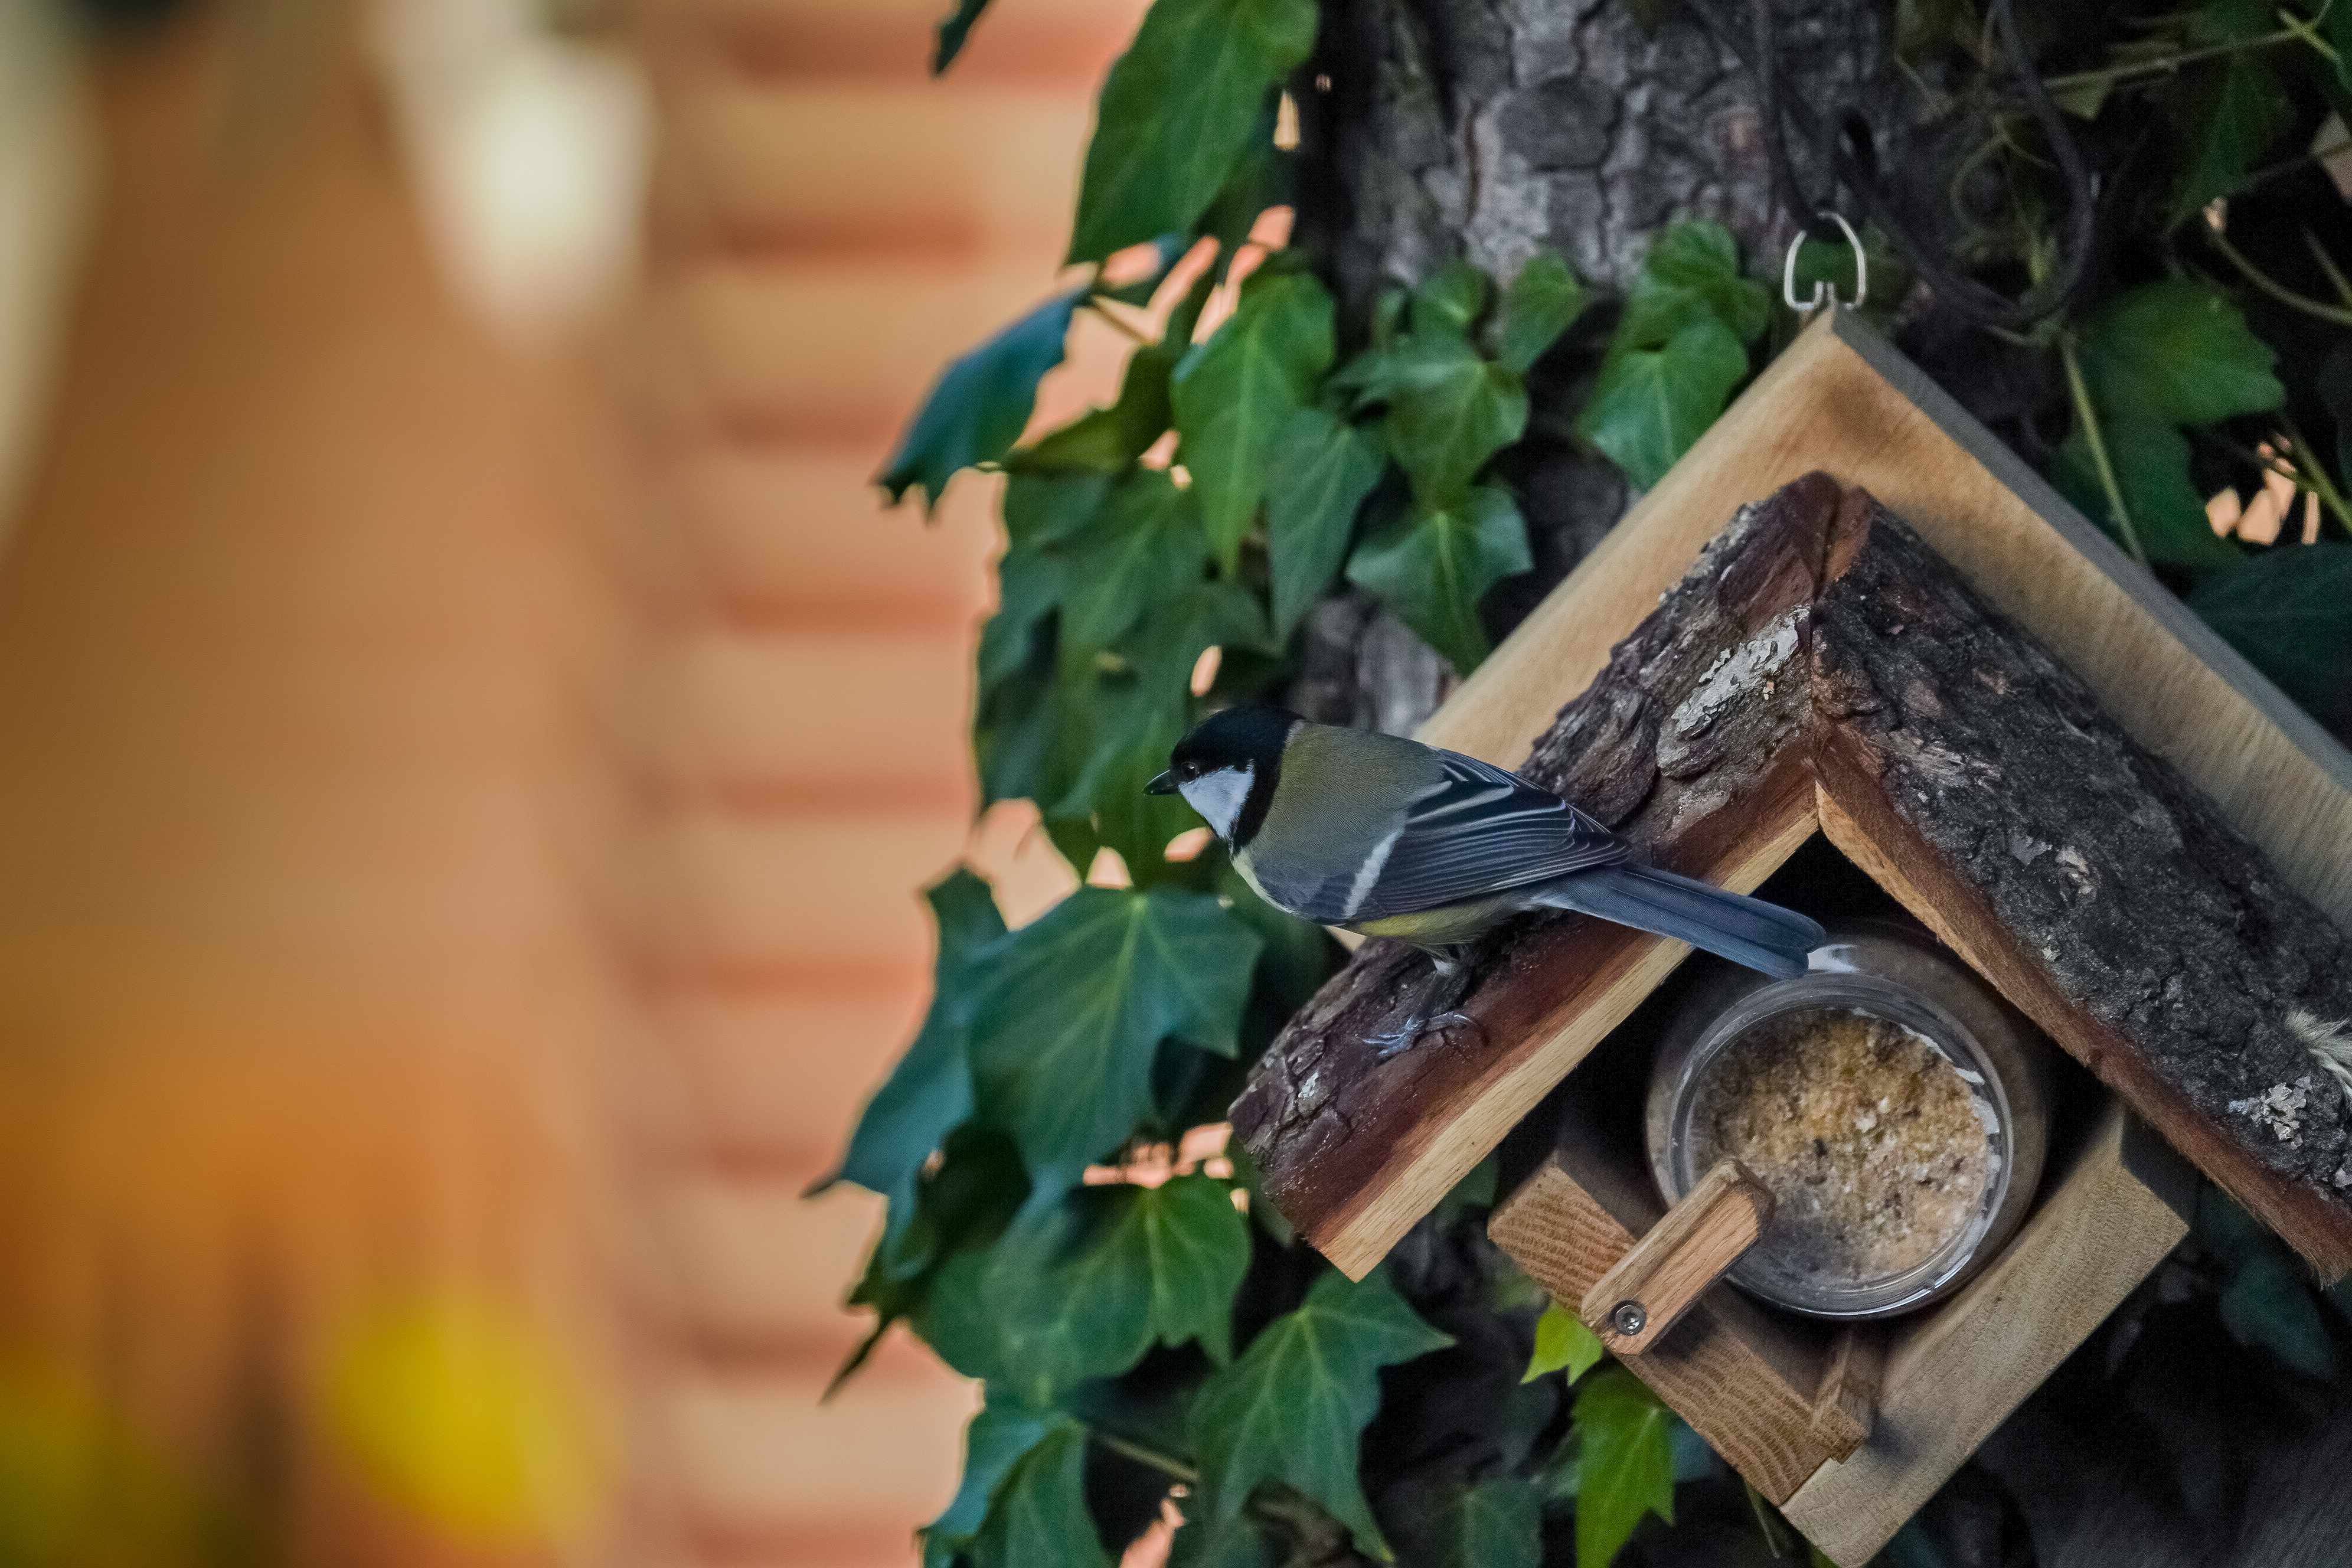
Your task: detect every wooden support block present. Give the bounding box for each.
[1580,1158,1769,1355]
[1780,1100,2193,1566]
[1809,1327,1884,1446]
[1490,1105,1866,1504]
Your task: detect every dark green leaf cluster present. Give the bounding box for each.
[848,1,2352,1564]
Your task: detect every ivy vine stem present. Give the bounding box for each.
[2059,331,2149,569]
[2203,224,2352,329]
[2276,414,2352,537]
[1084,1424,1200,1484]
[2040,23,2307,95]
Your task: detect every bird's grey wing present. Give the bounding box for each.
[1347,750,1630,919]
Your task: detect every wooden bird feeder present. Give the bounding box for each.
[1229,311,2352,1565]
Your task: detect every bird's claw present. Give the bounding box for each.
[1366,1010,1484,1060]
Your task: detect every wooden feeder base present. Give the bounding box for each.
[1494,1047,2191,1566]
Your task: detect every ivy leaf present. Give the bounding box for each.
[1523,1300,1606,1385]
[1060,469,1211,661]
[2168,0,2292,223]
[2170,53,2291,224]
[2188,542,2352,723]
[1572,1367,1677,1568]
[1051,581,1272,875]
[965,1424,1113,1568]
[2054,417,2242,573]
[985,1175,1250,1402]
[1172,271,1337,571]
[1620,221,1770,347]
[932,0,991,74]
[853,1128,1030,1390]
[923,1396,1056,1561]
[1188,1268,1453,1559]
[1066,0,1319,265]
[1135,1174,1253,1362]
[1495,249,1592,374]
[1378,332,1529,505]
[1427,1476,1543,1568]
[880,287,1085,511]
[1010,337,1182,475]
[978,545,1067,701]
[2078,279,2284,427]
[1264,407,1385,638]
[1346,486,1532,674]
[2219,1252,2340,1380]
[1575,313,1747,490]
[819,872,1005,1202]
[969,887,1262,1180]
[1414,261,1492,338]
[1167,1501,1276,1568]
[1004,471,1116,550]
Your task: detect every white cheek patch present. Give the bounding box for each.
[1178,764,1254,839]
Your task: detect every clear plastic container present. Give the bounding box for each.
[1644,922,2052,1320]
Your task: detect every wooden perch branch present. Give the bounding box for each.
[1233,472,2352,1280]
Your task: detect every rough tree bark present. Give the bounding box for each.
[1237,474,2352,1276]
[1283,0,2049,733]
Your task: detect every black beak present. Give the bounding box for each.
[1145,770,1177,796]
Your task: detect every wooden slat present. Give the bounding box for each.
[1490,1146,1858,1504]
[658,1365,975,1531]
[637,989,929,1162]
[1780,1102,2192,1565]
[648,0,1142,87]
[1426,309,2352,929]
[631,812,963,978]
[637,1180,925,1350]
[665,450,997,623]
[653,86,1089,254]
[636,629,974,807]
[641,260,1067,439]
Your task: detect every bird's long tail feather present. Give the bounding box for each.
[1533,865,1824,978]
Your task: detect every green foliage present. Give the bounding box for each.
[1377,333,1530,504]
[941,1174,1251,1402]
[924,1397,1057,1561]
[1497,250,1594,374]
[2196,1188,2342,1380]
[2077,279,2284,428]
[969,886,1260,1181]
[1570,1368,1677,1568]
[1426,1475,1543,1568]
[1065,0,1317,264]
[2054,417,2242,571]
[1345,487,1533,673]
[1188,1268,1453,1559]
[862,6,2352,1562]
[2189,542,2352,723]
[2066,278,2285,571]
[1523,1300,1606,1385]
[931,0,992,74]
[962,1423,1113,1568]
[2168,0,2294,224]
[821,871,1005,1206]
[880,287,1085,511]
[1576,222,1767,489]
[1172,270,1337,571]
[1263,406,1384,637]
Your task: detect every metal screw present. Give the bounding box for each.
[1610,1299,1648,1337]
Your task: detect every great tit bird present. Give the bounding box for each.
[1146,705,1824,1054]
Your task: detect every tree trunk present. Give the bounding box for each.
[1285,0,2014,733]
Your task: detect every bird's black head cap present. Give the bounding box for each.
[1145,705,1298,845]
[1167,704,1298,778]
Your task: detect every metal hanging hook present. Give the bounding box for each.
[1783,210,1867,314]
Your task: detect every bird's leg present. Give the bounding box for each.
[1365,945,1484,1059]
